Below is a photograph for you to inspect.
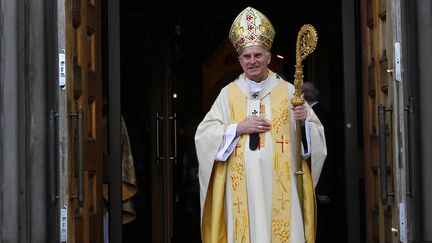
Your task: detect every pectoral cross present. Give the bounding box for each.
[278,193,289,210]
[276,135,289,153]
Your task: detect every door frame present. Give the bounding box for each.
[104,0,122,242]
[56,0,69,242]
[56,0,110,242]
[98,2,365,242]
[342,1,363,243]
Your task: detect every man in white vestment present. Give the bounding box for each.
[195,6,327,243]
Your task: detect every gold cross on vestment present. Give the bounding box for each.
[276,135,289,153]
[234,197,243,214]
[278,193,289,210]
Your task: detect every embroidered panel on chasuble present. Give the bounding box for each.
[227,81,293,243]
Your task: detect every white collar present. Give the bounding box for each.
[235,70,280,100]
[246,77,267,92]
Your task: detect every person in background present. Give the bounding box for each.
[303,81,337,243]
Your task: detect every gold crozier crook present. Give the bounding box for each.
[291,24,318,238]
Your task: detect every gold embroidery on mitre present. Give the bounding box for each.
[229,7,276,53]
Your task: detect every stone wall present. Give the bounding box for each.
[0,0,49,242]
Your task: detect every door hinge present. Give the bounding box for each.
[394,43,402,82]
[60,206,67,242]
[399,203,407,242]
[59,49,66,89]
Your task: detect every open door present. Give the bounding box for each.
[120,5,346,243]
[57,0,104,242]
[360,0,408,242]
[120,17,208,243]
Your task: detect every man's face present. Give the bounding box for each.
[238,45,271,82]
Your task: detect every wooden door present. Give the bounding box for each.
[118,13,177,242]
[360,0,407,242]
[135,19,175,243]
[65,0,103,242]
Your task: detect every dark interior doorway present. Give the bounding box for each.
[118,2,347,242]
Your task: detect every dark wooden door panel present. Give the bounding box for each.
[67,0,103,242]
[361,0,397,242]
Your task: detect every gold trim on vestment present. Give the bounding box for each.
[228,83,250,243]
[269,81,292,243]
[202,162,228,243]
[201,78,316,243]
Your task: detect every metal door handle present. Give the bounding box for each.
[48,110,58,204]
[378,104,393,205]
[156,113,164,163]
[77,110,84,206]
[71,110,84,207]
[169,113,177,163]
[406,96,416,197]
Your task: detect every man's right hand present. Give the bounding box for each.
[236,115,271,136]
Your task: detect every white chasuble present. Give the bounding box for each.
[195,70,327,243]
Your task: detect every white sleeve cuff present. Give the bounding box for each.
[302,121,311,159]
[215,124,240,161]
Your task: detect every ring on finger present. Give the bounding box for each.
[258,125,263,130]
